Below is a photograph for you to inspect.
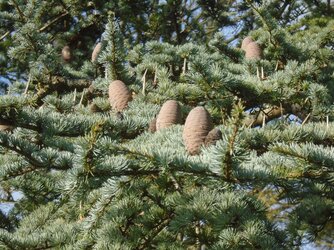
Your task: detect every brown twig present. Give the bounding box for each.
[0,31,10,41]
[39,11,69,32]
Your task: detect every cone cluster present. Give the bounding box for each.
[108,80,132,112]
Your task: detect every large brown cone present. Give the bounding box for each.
[156,100,182,131]
[183,106,213,155]
[91,42,102,63]
[108,80,132,112]
[241,36,254,51]
[245,42,262,60]
[205,128,222,146]
[62,45,71,62]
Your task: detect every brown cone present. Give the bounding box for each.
[91,42,102,63]
[108,80,132,112]
[90,103,101,113]
[241,36,254,51]
[183,106,213,155]
[0,124,14,132]
[62,45,71,62]
[245,42,262,60]
[205,128,222,146]
[156,100,182,131]
[148,118,157,133]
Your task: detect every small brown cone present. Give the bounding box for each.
[183,107,213,155]
[241,36,254,51]
[108,80,132,112]
[205,128,222,146]
[245,42,262,60]
[91,42,102,63]
[156,100,182,131]
[62,45,71,62]
[148,118,157,133]
[0,123,14,132]
[90,103,101,113]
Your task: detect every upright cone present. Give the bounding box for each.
[156,100,182,131]
[205,128,222,146]
[62,45,71,62]
[245,42,262,60]
[241,36,254,51]
[183,106,213,155]
[91,42,102,63]
[108,80,132,112]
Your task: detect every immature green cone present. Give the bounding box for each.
[245,42,262,60]
[108,80,132,112]
[183,106,213,155]
[156,100,182,131]
[241,36,254,51]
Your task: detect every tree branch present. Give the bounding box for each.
[39,11,69,32]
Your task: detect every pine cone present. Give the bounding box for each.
[148,118,157,133]
[245,42,262,60]
[205,128,222,146]
[108,80,132,112]
[0,124,14,132]
[91,42,102,63]
[90,103,101,113]
[156,100,182,131]
[241,36,254,51]
[62,45,71,62]
[183,106,213,155]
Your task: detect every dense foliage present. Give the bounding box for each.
[0,0,333,249]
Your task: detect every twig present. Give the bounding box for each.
[301,113,311,125]
[142,69,148,95]
[0,31,10,41]
[24,75,31,95]
[79,89,85,106]
[73,88,77,102]
[261,66,264,79]
[280,103,283,117]
[153,67,157,87]
[39,11,69,32]
[182,57,187,74]
[275,60,279,71]
[11,0,25,21]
